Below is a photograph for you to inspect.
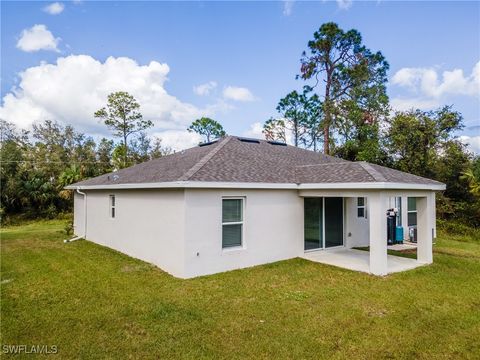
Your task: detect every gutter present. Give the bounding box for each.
[65,181,446,191]
[64,187,87,243]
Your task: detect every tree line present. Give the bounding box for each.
[172,22,480,227]
[0,93,171,221]
[1,22,479,226]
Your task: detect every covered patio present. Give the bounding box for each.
[299,187,440,276]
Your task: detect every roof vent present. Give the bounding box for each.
[199,140,218,147]
[237,137,260,144]
[267,140,287,146]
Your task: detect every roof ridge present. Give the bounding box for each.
[357,161,387,182]
[179,136,232,181]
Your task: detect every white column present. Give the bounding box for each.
[431,192,437,239]
[401,196,408,241]
[368,191,388,275]
[417,196,433,264]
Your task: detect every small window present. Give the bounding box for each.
[222,198,243,248]
[357,197,366,218]
[109,195,116,219]
[407,197,417,226]
[395,197,402,226]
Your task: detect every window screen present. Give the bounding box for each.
[408,197,417,212]
[109,195,116,218]
[357,197,366,218]
[395,197,402,226]
[222,198,243,248]
[407,197,417,226]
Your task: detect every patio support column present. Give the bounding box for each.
[401,196,409,241]
[417,195,433,264]
[431,192,437,239]
[368,191,388,275]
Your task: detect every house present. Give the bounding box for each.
[66,136,445,278]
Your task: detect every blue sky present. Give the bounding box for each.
[1,0,479,151]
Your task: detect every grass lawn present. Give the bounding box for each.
[1,220,480,359]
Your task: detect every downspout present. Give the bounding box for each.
[64,187,87,243]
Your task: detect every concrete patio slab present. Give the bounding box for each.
[302,248,426,275]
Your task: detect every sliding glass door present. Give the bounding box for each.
[324,197,344,248]
[304,197,343,250]
[304,198,323,250]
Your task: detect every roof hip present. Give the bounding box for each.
[178,136,232,181]
[358,161,387,182]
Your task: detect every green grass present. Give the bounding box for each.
[1,220,480,359]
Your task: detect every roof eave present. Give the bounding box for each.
[65,181,298,190]
[65,181,446,191]
[298,182,445,191]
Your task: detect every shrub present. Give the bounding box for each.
[437,219,480,239]
[64,221,74,236]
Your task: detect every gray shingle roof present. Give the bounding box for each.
[71,136,443,187]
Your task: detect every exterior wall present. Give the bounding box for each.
[74,189,186,278]
[182,188,303,278]
[73,191,85,236]
[71,187,440,279]
[344,197,369,248]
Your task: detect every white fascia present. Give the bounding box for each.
[298,182,446,191]
[66,181,445,191]
[65,181,297,190]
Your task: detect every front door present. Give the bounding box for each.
[304,197,344,250]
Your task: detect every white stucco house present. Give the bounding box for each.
[67,136,445,278]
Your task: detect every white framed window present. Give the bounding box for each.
[109,195,116,219]
[222,197,244,248]
[407,197,417,226]
[395,196,402,226]
[357,197,366,218]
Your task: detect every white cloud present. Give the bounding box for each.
[390,97,440,112]
[243,122,265,139]
[223,86,255,102]
[336,0,353,10]
[391,61,480,112]
[154,130,203,151]
[283,0,294,16]
[459,135,480,154]
[43,2,65,15]
[0,55,219,137]
[193,81,217,96]
[392,61,480,98]
[16,24,60,52]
